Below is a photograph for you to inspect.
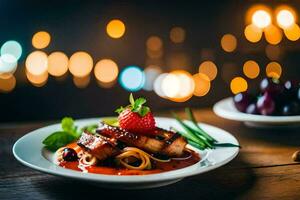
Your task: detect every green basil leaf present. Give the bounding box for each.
[61,117,79,137]
[42,131,76,151]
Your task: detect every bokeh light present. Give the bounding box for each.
[119,66,145,92]
[0,75,16,93]
[25,51,48,76]
[69,51,93,77]
[32,31,51,49]
[1,40,22,60]
[198,61,218,81]
[245,5,272,25]
[193,73,211,97]
[26,70,48,87]
[94,59,119,83]
[264,24,282,45]
[106,19,126,39]
[265,45,281,61]
[161,73,180,98]
[284,23,300,41]
[243,60,260,79]
[153,73,168,98]
[0,54,17,74]
[221,34,237,52]
[230,77,248,94]
[161,70,194,102]
[143,65,161,91]
[47,52,69,77]
[244,24,263,43]
[146,36,163,51]
[73,75,90,88]
[266,62,282,79]
[170,27,186,43]
[252,10,271,29]
[276,9,295,29]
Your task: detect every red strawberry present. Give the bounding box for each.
[115,94,156,134]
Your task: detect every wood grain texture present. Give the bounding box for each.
[1,109,300,200]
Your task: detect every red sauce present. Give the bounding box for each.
[59,144,200,176]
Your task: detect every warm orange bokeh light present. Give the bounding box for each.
[146,36,163,51]
[284,23,300,41]
[230,77,248,94]
[221,34,237,52]
[94,59,119,83]
[199,61,218,81]
[47,52,69,77]
[0,75,16,93]
[252,10,271,29]
[275,6,297,29]
[245,4,272,25]
[0,72,14,80]
[32,31,51,49]
[106,19,126,39]
[244,24,263,43]
[264,24,282,45]
[266,62,282,79]
[170,27,186,43]
[25,51,48,76]
[26,70,48,87]
[69,51,93,78]
[73,75,90,88]
[164,70,194,102]
[193,73,211,97]
[243,60,260,79]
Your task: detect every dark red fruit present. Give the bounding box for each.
[260,77,283,96]
[233,92,253,112]
[282,101,300,116]
[257,92,276,115]
[246,103,259,115]
[62,148,78,161]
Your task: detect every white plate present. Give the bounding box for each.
[13,117,239,189]
[213,97,300,127]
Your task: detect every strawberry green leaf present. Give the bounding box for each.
[139,106,150,117]
[115,106,125,114]
[134,98,146,108]
[129,93,135,107]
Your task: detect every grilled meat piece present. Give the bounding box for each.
[97,122,187,157]
[77,131,119,161]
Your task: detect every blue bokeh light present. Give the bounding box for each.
[1,40,22,60]
[119,66,145,91]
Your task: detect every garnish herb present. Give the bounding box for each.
[43,117,82,151]
[172,108,241,150]
[115,93,150,117]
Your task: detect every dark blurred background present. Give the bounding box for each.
[1,0,300,122]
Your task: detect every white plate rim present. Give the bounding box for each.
[13,117,239,183]
[213,97,300,123]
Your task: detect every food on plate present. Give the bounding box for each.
[233,77,300,116]
[43,94,239,175]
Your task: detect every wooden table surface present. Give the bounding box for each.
[1,109,300,200]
